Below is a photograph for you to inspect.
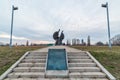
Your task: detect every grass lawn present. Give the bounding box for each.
[0,46,45,76]
[71,46,120,79]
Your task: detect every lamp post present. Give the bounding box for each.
[9,5,18,48]
[102,2,112,49]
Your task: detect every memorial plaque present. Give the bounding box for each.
[45,49,68,77]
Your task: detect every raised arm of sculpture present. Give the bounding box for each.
[53,29,60,40]
[60,31,64,40]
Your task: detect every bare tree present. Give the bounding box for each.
[96,41,104,46]
[26,40,29,46]
[111,34,120,46]
[87,36,91,46]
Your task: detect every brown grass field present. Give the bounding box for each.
[0,46,45,76]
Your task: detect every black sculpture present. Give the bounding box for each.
[53,29,64,45]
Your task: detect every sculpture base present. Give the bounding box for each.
[45,70,69,78]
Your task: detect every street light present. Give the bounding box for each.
[102,2,112,49]
[9,5,18,48]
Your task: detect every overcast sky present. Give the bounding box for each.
[0,0,120,45]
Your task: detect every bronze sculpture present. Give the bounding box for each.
[53,29,64,45]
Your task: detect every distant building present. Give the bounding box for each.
[72,39,77,45]
[66,39,71,45]
[81,39,86,46]
[72,39,80,45]
[76,39,80,45]
[81,39,84,45]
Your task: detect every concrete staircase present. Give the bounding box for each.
[0,46,115,80]
[68,52,107,79]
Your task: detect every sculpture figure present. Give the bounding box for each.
[53,29,64,45]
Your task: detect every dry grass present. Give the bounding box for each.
[0,46,45,75]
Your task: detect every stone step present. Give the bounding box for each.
[67,53,88,56]
[68,56,90,59]
[18,63,45,67]
[21,59,46,63]
[29,52,87,56]
[13,67,45,72]
[27,55,46,56]
[18,63,96,67]
[29,52,47,54]
[69,67,100,72]
[25,56,46,59]
[69,63,96,67]
[28,54,47,56]
[25,56,90,59]
[70,78,108,80]
[69,72,106,78]
[4,78,109,80]
[68,59,93,63]
[22,59,93,63]
[4,78,69,80]
[68,52,87,54]
[68,52,86,54]
[7,72,44,78]
[29,53,87,55]
[22,58,92,62]
[13,67,100,73]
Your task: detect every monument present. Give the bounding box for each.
[45,31,68,77]
[53,29,64,45]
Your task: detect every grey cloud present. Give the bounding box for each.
[0,0,120,44]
